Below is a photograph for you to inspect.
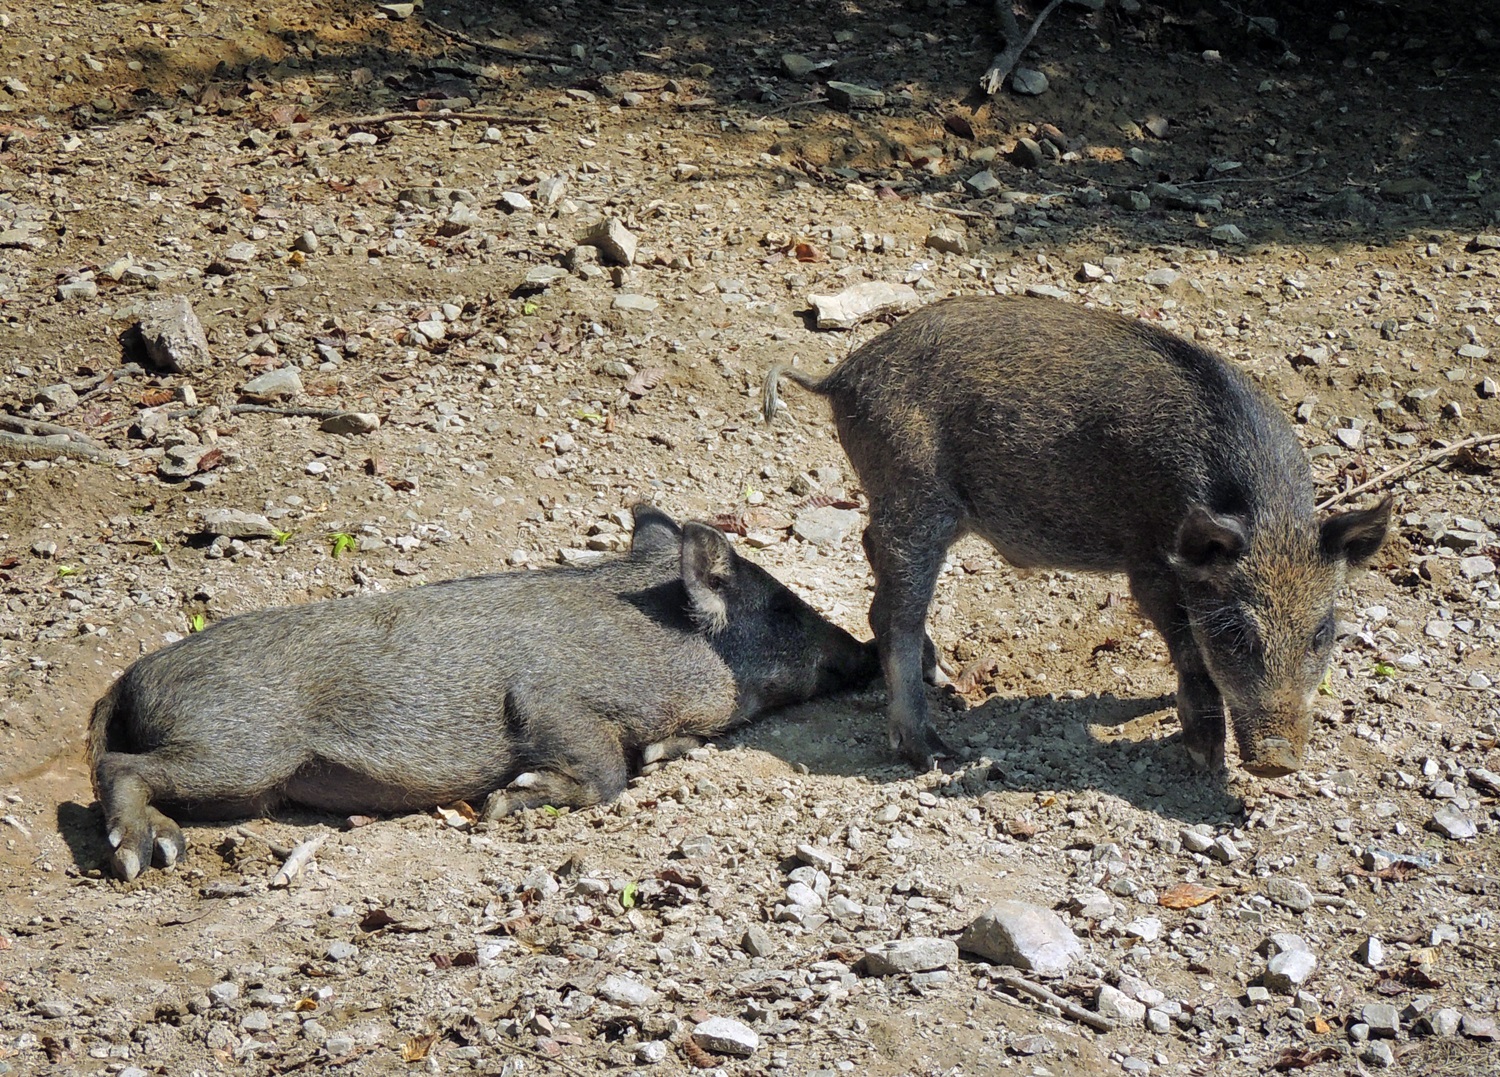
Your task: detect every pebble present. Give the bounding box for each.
[1209,836,1241,863]
[499,191,533,214]
[599,974,657,1007]
[1211,224,1248,244]
[636,1040,669,1064]
[1264,947,1317,993]
[825,81,885,110]
[965,169,1002,195]
[1458,555,1496,579]
[582,217,637,265]
[325,941,358,961]
[1010,1033,1054,1055]
[527,265,570,286]
[742,925,774,957]
[209,981,241,1007]
[57,278,98,301]
[792,506,861,546]
[35,999,74,1019]
[1010,137,1046,169]
[241,367,304,401]
[925,227,968,255]
[863,937,958,976]
[1423,1008,1462,1037]
[785,881,822,908]
[320,412,380,436]
[958,901,1082,977]
[807,281,919,330]
[1359,1002,1400,1037]
[198,508,278,540]
[1427,803,1477,840]
[136,295,212,373]
[1360,1042,1395,1068]
[612,294,659,313]
[1462,1014,1500,1041]
[1355,935,1384,968]
[1096,984,1147,1026]
[691,1016,760,1057]
[1264,877,1313,913]
[1010,67,1049,95]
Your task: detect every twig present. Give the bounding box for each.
[0,430,109,461]
[272,833,328,888]
[500,1042,595,1077]
[981,0,1065,95]
[1175,162,1317,188]
[228,404,348,419]
[1316,433,1500,510]
[236,826,293,859]
[330,111,547,128]
[918,200,995,220]
[991,971,1115,1032]
[420,17,573,65]
[0,414,102,446]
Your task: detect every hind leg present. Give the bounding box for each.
[481,722,630,819]
[94,753,187,880]
[863,505,961,769]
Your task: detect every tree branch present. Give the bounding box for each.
[981,0,1065,95]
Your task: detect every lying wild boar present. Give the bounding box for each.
[765,295,1389,777]
[89,505,877,879]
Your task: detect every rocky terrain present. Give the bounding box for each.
[1,1,1498,1074]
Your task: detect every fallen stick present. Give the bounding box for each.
[1316,432,1500,510]
[236,826,293,858]
[0,430,109,461]
[330,110,548,128]
[228,404,347,419]
[0,414,103,446]
[981,0,1065,95]
[919,200,995,221]
[420,17,574,65]
[271,833,328,889]
[992,971,1115,1032]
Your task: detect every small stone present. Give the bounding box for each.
[612,294,659,313]
[1360,1003,1400,1037]
[57,278,99,301]
[1245,986,1272,1005]
[1209,836,1241,863]
[1146,1008,1172,1034]
[958,901,1083,978]
[1210,224,1249,244]
[1461,1015,1500,1041]
[599,974,657,1007]
[925,228,968,255]
[1458,556,1496,579]
[742,925,774,958]
[1011,1033,1054,1055]
[1264,948,1317,993]
[1428,803,1477,840]
[198,508,278,540]
[825,81,885,110]
[1025,284,1069,301]
[325,941,358,961]
[1421,1008,1462,1037]
[1471,234,1500,251]
[499,191,532,214]
[1010,67,1049,95]
[1145,268,1183,290]
[1010,137,1046,169]
[780,53,821,79]
[636,1040,669,1064]
[241,367,304,401]
[294,231,319,254]
[241,1011,272,1032]
[1096,984,1147,1026]
[691,1016,759,1057]
[209,982,241,1007]
[319,412,380,436]
[582,218,637,265]
[34,383,79,411]
[1079,262,1105,281]
[863,937,959,976]
[526,264,570,286]
[35,999,75,1019]
[1180,827,1214,853]
[136,296,212,373]
[785,881,822,908]
[1112,189,1151,211]
[1124,917,1162,942]
[965,169,1002,195]
[792,506,861,547]
[159,444,220,483]
[807,281,920,330]
[1264,877,1313,913]
[1478,377,1498,399]
[796,844,843,873]
[1356,936,1385,968]
[1360,1042,1396,1068]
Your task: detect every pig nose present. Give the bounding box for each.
[1242,737,1302,778]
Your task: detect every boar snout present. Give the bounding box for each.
[1233,708,1312,778]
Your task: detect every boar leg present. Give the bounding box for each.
[640,736,702,766]
[1128,570,1227,771]
[480,722,630,818]
[863,509,959,769]
[93,752,189,881]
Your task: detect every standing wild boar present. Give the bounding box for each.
[765,295,1390,777]
[89,505,877,880]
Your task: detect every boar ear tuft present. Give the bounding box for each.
[680,522,735,634]
[1172,506,1249,577]
[629,503,680,557]
[1320,495,1391,567]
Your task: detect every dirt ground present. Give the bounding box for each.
[2,1,1499,1074]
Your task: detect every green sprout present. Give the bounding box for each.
[542,805,561,817]
[1371,661,1398,679]
[272,528,294,547]
[189,613,207,633]
[56,565,79,578]
[522,300,539,316]
[1317,668,1335,697]
[330,532,357,558]
[620,880,638,910]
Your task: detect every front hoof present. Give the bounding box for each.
[890,718,952,772]
[1183,738,1226,773]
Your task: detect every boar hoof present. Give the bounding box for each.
[889,718,952,771]
[1183,739,1226,773]
[1241,738,1302,779]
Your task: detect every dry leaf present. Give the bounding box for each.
[294,998,318,1012]
[401,1033,437,1062]
[624,366,664,397]
[943,113,976,140]
[684,1038,717,1069]
[1007,819,1041,840]
[1158,883,1223,909]
[343,814,377,829]
[954,656,999,695]
[140,388,173,407]
[793,241,825,262]
[195,448,225,472]
[1271,1047,1339,1071]
[359,908,398,932]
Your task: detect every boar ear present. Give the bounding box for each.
[1320,495,1391,567]
[680,522,735,635]
[629,503,680,557]
[1173,506,1249,577]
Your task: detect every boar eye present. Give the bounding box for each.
[1311,618,1335,652]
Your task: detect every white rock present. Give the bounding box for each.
[1264,948,1317,993]
[863,937,958,976]
[1096,984,1147,1026]
[137,296,212,373]
[198,509,277,540]
[241,367,304,401]
[582,217,637,265]
[807,281,920,330]
[599,974,657,1007]
[958,901,1083,978]
[691,1016,759,1057]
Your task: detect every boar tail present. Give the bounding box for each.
[86,680,123,798]
[761,363,829,425]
